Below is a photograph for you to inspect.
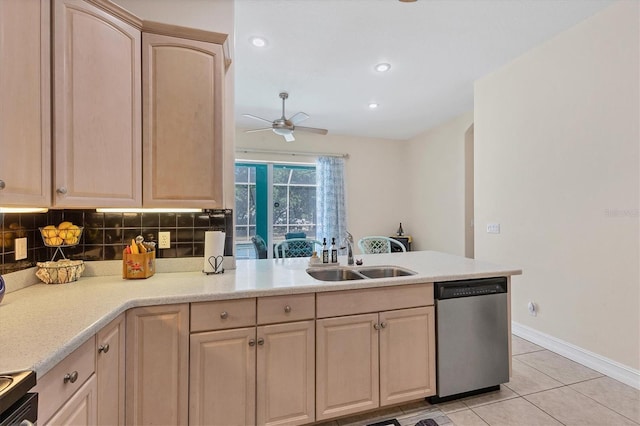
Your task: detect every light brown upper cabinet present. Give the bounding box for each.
[0,0,51,207]
[52,0,142,207]
[142,31,225,208]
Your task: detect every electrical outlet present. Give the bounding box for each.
[486,223,501,234]
[15,237,27,260]
[158,231,171,249]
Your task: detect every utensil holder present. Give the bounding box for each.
[123,251,156,279]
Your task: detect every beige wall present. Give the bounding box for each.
[235,130,408,246]
[113,0,236,208]
[405,111,474,255]
[474,1,639,370]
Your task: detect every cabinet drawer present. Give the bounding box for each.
[316,283,433,318]
[191,298,256,332]
[34,336,96,424]
[257,293,315,324]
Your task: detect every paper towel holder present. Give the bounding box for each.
[203,255,224,275]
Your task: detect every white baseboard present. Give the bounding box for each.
[512,322,640,390]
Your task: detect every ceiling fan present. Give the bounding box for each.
[243,92,328,142]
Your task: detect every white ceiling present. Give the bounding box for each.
[235,0,614,141]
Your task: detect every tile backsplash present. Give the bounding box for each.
[0,209,233,274]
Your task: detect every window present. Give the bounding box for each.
[235,162,316,259]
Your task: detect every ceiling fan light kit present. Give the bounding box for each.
[243,92,328,142]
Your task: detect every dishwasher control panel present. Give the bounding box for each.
[435,277,507,300]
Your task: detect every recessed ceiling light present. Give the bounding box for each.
[368,103,379,109]
[249,36,267,47]
[374,63,391,73]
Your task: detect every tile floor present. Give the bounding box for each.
[316,335,640,426]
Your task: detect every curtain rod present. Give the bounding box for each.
[235,148,349,159]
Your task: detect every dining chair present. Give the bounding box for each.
[251,235,268,259]
[274,238,323,258]
[358,236,407,254]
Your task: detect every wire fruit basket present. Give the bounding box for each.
[36,259,85,284]
[39,224,83,261]
[37,223,84,284]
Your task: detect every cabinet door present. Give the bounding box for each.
[96,313,125,426]
[189,327,256,426]
[142,32,224,208]
[0,0,51,206]
[126,304,189,426]
[46,374,97,426]
[53,0,142,207]
[379,306,436,406]
[257,321,315,426]
[316,313,379,421]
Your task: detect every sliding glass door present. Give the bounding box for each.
[235,162,316,259]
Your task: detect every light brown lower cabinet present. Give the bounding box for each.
[46,374,97,425]
[126,304,189,425]
[256,321,315,426]
[96,313,126,426]
[189,320,315,426]
[316,306,436,421]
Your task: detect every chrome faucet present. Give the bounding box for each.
[343,231,354,265]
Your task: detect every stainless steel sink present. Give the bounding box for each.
[307,265,416,281]
[307,267,365,281]
[356,266,416,279]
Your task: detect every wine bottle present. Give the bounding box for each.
[397,222,404,236]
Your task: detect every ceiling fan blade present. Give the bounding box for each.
[289,112,309,125]
[283,132,295,142]
[295,126,328,135]
[245,127,273,133]
[242,114,273,124]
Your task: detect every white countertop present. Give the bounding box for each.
[0,251,521,378]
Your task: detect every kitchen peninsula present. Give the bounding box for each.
[0,251,521,425]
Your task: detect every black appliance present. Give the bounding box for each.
[0,370,37,426]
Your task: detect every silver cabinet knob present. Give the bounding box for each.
[63,370,78,384]
[248,339,256,347]
[373,323,380,330]
[380,322,387,329]
[56,187,67,195]
[220,311,228,319]
[257,338,265,345]
[98,343,110,354]
[0,180,5,190]
[284,305,291,313]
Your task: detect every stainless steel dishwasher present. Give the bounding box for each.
[432,277,509,401]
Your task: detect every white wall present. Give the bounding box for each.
[235,130,408,246]
[475,1,639,370]
[405,111,473,255]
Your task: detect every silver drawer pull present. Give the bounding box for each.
[380,322,387,329]
[56,187,67,195]
[220,311,228,319]
[98,343,110,354]
[248,339,256,347]
[373,323,380,330]
[0,180,5,190]
[257,338,264,345]
[284,305,292,313]
[63,371,78,384]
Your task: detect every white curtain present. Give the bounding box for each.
[316,156,347,246]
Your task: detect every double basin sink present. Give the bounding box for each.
[306,265,416,281]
